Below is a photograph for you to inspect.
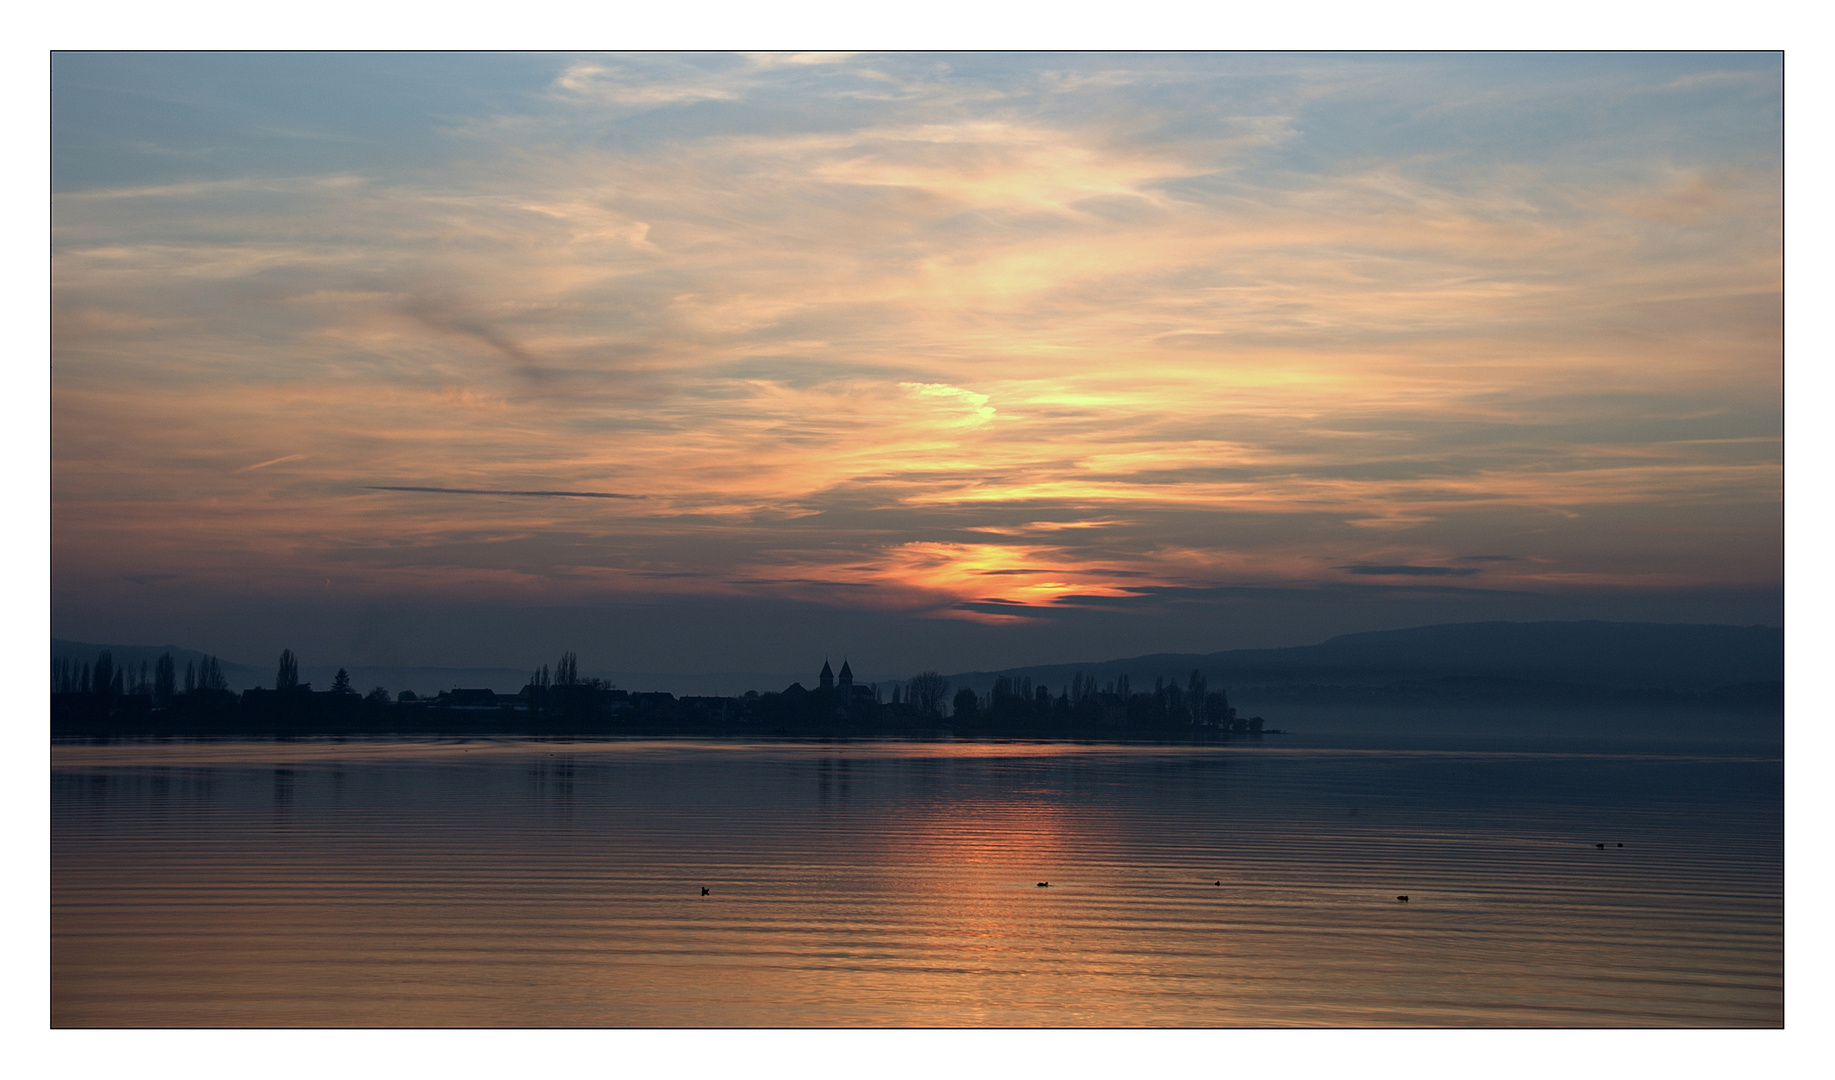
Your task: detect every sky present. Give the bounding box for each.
[49,51,1783,682]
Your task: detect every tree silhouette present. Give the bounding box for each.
[154,654,175,707]
[51,658,83,694]
[198,656,228,692]
[952,686,980,719]
[92,651,114,698]
[277,649,299,692]
[332,668,353,694]
[907,671,949,717]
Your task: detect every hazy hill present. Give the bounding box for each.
[939,622,1783,708]
[52,639,264,689]
[52,621,1783,708]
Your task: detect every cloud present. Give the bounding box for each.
[898,383,995,427]
[1336,564,1481,577]
[236,454,306,473]
[397,297,548,377]
[363,486,641,500]
[122,572,180,585]
[741,53,860,69]
[1604,169,1730,224]
[799,119,1210,216]
[551,61,740,106]
[49,53,1781,642]
[1653,69,1769,94]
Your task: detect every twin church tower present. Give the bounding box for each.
[817,658,854,693]
[782,658,876,712]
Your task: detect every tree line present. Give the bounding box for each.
[53,647,1263,739]
[52,650,230,706]
[890,668,1239,726]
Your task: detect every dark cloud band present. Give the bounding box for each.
[364,485,642,500]
[1337,564,1480,577]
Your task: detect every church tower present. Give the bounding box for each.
[838,660,854,694]
[819,659,834,691]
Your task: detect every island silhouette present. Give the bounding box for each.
[50,621,1781,740]
[51,646,1266,740]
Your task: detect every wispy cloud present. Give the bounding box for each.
[50,53,1782,634]
[236,454,307,473]
[1336,564,1481,578]
[551,60,741,106]
[898,383,995,427]
[363,486,641,500]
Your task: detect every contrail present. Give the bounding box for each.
[236,454,307,473]
[363,485,642,500]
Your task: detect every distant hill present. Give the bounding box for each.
[52,639,264,689]
[52,621,1784,708]
[939,622,1783,708]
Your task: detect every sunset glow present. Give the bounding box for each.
[51,53,1782,673]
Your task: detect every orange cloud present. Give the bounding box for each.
[51,55,1782,628]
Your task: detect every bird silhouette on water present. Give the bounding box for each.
[1397,895,1409,902]
[701,887,710,896]
[1037,882,1050,888]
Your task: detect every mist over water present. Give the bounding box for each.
[52,726,1781,1027]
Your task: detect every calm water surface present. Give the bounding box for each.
[51,736,1782,1026]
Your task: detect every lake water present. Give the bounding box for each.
[51,729,1783,1027]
